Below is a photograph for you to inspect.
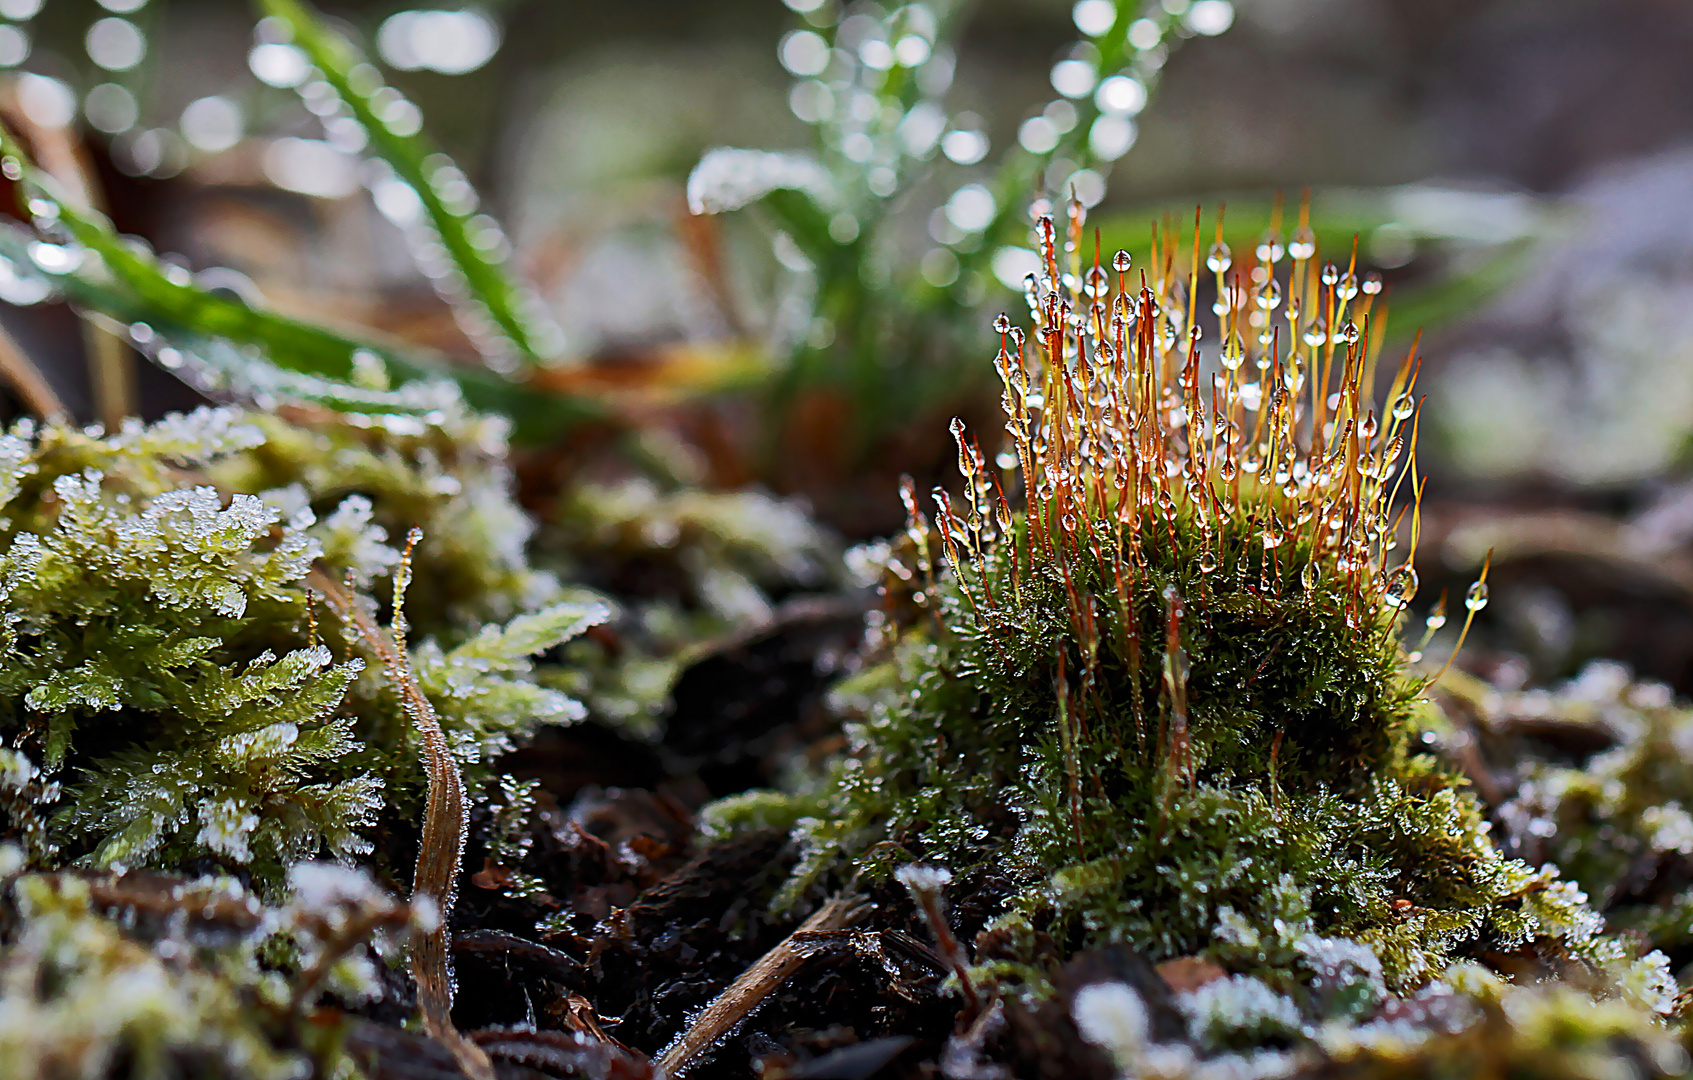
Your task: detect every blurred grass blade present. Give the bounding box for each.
[259,0,564,372]
[0,132,598,436]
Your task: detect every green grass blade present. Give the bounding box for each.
[258,0,564,372]
[0,133,598,435]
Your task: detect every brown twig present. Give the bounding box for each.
[896,865,981,1021]
[0,317,64,419]
[0,92,132,427]
[655,895,868,1077]
[308,562,494,1080]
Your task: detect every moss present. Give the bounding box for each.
[0,406,603,890]
[1489,662,1693,967]
[0,849,419,1080]
[1072,966,1686,1079]
[708,209,1666,1029]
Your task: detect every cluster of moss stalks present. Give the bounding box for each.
[709,205,1686,1074]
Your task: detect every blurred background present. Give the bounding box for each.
[8,0,1693,691]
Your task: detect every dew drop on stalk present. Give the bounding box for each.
[1254,278,1281,311]
[1303,320,1326,348]
[1464,581,1489,612]
[1321,262,1340,287]
[1426,607,1447,632]
[1362,271,1383,295]
[1198,549,1217,573]
[993,313,1011,333]
[1206,240,1231,273]
[1339,320,1360,345]
[1256,231,1284,263]
[1113,249,1132,273]
[1288,226,1316,260]
[1384,566,1418,609]
[1301,562,1320,590]
[1392,394,1414,421]
[1337,273,1359,301]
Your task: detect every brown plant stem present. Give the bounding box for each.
[656,895,867,1077]
[0,317,63,420]
[307,568,493,1080]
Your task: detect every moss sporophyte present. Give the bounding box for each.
[708,201,1670,1010]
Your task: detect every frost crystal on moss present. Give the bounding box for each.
[0,407,603,889]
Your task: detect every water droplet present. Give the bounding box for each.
[1320,262,1339,287]
[1198,549,1217,573]
[1392,394,1415,421]
[1301,562,1320,589]
[1426,608,1447,632]
[1337,273,1359,301]
[1255,231,1284,263]
[1219,332,1246,371]
[1384,566,1418,608]
[1288,226,1316,260]
[993,313,1011,334]
[1303,319,1327,348]
[1112,249,1132,273]
[1362,271,1383,295]
[1205,240,1231,274]
[1254,278,1282,311]
[1339,320,1360,345]
[1464,580,1489,612]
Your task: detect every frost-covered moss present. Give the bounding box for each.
[0,849,420,1080]
[0,406,603,888]
[1072,965,1686,1080]
[541,475,840,736]
[1490,662,1693,967]
[208,400,556,640]
[707,209,1666,1022]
